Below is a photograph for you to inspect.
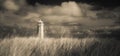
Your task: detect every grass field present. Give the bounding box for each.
[0,25,120,56]
[0,37,119,56]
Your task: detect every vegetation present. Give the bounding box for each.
[0,25,120,39]
[0,37,119,56]
[0,25,120,56]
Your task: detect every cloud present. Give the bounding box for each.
[56,1,82,16]
[3,0,19,11]
[36,1,83,16]
[0,1,117,28]
[34,1,114,26]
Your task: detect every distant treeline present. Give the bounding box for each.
[0,25,37,38]
[0,25,120,40]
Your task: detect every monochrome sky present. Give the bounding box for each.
[0,0,120,28]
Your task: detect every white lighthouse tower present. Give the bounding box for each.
[37,19,44,39]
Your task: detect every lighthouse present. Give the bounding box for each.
[37,19,44,39]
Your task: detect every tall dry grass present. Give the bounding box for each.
[0,37,119,56]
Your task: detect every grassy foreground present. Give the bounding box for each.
[0,37,120,56]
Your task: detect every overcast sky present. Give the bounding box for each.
[0,0,120,28]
